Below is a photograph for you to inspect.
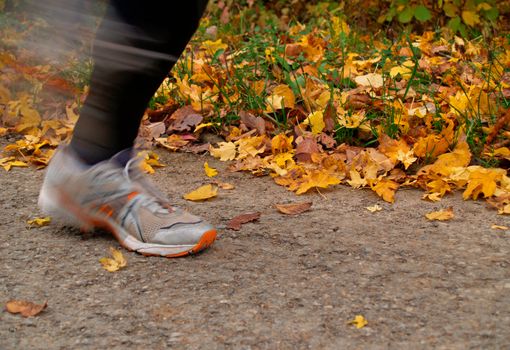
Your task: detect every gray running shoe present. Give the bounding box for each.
[38,146,217,257]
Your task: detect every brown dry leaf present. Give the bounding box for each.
[239,111,266,135]
[183,184,218,201]
[295,136,320,163]
[275,202,312,215]
[99,247,127,272]
[167,106,203,132]
[227,212,261,231]
[5,300,47,317]
[425,207,454,221]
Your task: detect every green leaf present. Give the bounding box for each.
[414,5,432,22]
[447,16,462,32]
[483,7,499,21]
[398,6,415,23]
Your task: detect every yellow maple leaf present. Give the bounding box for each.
[99,247,127,272]
[137,151,165,174]
[0,127,7,136]
[140,161,155,174]
[490,147,510,161]
[463,168,503,200]
[265,84,295,112]
[425,207,454,221]
[347,315,368,329]
[183,184,218,201]
[426,179,451,197]
[271,134,294,154]
[303,111,325,135]
[389,61,414,79]
[347,170,368,189]
[491,224,508,230]
[2,160,28,171]
[430,141,471,176]
[27,217,51,228]
[396,149,417,169]
[422,192,443,202]
[200,39,228,55]
[204,162,218,177]
[371,179,399,203]
[296,170,341,194]
[209,142,236,161]
[235,136,266,160]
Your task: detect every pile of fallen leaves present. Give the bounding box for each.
[0,2,509,215]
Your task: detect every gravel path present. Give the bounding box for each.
[1,148,509,349]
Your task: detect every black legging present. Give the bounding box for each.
[71,0,209,164]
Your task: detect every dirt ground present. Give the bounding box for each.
[1,144,509,349]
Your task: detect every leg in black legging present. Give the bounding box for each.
[71,0,208,164]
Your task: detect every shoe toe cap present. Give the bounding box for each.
[153,221,216,246]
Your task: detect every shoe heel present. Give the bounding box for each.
[38,185,84,227]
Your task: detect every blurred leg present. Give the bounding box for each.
[71,0,208,164]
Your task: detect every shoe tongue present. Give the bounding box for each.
[110,148,134,167]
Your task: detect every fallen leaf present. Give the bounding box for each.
[265,84,295,111]
[347,170,368,189]
[366,204,382,212]
[491,224,508,230]
[371,179,399,203]
[214,181,235,190]
[425,207,454,221]
[209,142,236,161]
[303,111,325,135]
[167,106,203,132]
[183,184,218,201]
[27,217,51,228]
[275,202,312,215]
[99,247,127,272]
[1,160,28,171]
[239,111,266,135]
[194,122,219,132]
[227,212,261,230]
[296,170,341,194]
[347,315,368,329]
[204,162,218,177]
[5,300,47,317]
[355,73,383,88]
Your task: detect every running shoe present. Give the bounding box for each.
[38,146,217,257]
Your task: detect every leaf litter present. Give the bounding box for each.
[1,2,509,217]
